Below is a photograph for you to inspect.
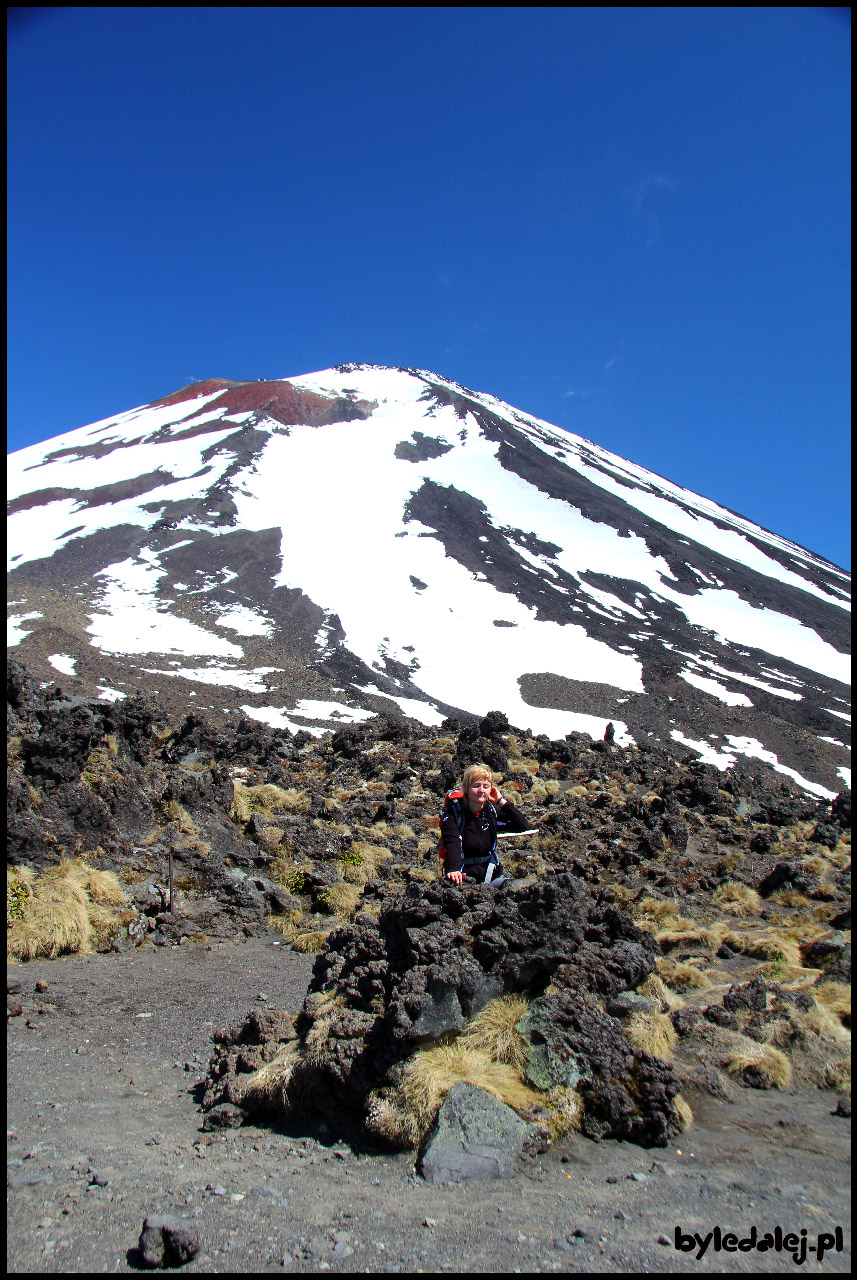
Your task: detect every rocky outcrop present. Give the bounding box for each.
[204,873,684,1147]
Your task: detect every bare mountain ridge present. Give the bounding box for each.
[7,363,850,796]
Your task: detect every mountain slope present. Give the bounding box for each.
[7,364,850,795]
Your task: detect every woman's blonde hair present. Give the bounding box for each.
[462,763,494,795]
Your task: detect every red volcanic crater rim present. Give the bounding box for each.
[153,379,376,428]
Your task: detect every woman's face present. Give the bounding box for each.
[467,777,492,810]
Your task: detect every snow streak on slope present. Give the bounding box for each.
[6,364,850,791]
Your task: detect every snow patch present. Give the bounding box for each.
[7,611,42,646]
[142,665,281,692]
[825,708,851,724]
[723,735,837,799]
[47,654,77,676]
[214,605,275,637]
[87,558,244,658]
[678,670,753,707]
[97,686,127,702]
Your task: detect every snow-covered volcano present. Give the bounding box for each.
[7,364,851,795]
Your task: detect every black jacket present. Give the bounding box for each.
[441,798,529,873]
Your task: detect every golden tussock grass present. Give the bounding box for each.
[673,1094,693,1131]
[304,990,347,1064]
[668,962,714,992]
[243,1042,302,1109]
[757,961,822,984]
[162,800,202,837]
[821,845,851,870]
[339,842,392,886]
[365,1042,544,1149]
[623,1011,678,1062]
[723,1040,792,1089]
[712,882,761,917]
[768,888,812,909]
[528,780,560,801]
[268,910,303,936]
[638,972,686,1011]
[814,982,851,1024]
[7,859,128,962]
[722,929,803,968]
[271,919,332,953]
[655,919,725,952]
[460,995,530,1071]
[318,882,362,920]
[231,782,309,824]
[823,1059,851,1093]
[792,1003,851,1047]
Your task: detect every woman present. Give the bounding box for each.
[441,762,530,886]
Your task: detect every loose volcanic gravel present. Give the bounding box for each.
[7,938,851,1274]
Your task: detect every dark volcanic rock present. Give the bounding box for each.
[138,1214,200,1267]
[723,977,768,1013]
[203,872,681,1147]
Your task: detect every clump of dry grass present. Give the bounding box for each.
[462,995,530,1070]
[769,887,812,909]
[243,1042,302,1110]
[364,994,569,1150]
[823,1059,851,1093]
[231,781,309,824]
[639,972,686,1011]
[814,982,851,1026]
[7,859,129,962]
[529,779,560,801]
[339,841,392,886]
[673,1094,693,1131]
[723,1039,792,1089]
[722,928,803,968]
[304,990,347,1064]
[623,1010,678,1062]
[365,1042,544,1149]
[712,882,761,917]
[668,961,714,993]
[268,909,303,937]
[318,882,362,920]
[271,918,333,953]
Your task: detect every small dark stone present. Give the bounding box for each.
[723,977,767,1013]
[831,1098,851,1118]
[201,1103,245,1130]
[704,1005,738,1029]
[7,995,23,1017]
[671,1008,700,1037]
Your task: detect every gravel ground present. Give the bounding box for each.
[7,938,852,1273]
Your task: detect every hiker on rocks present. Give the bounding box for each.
[441,763,531,887]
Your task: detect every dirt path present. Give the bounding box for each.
[7,939,852,1273]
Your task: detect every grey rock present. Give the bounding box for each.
[418,1083,530,1184]
[606,991,654,1018]
[138,1214,200,1267]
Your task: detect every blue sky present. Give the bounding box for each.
[7,7,851,569]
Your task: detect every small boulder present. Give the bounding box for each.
[418,1083,530,1184]
[138,1215,199,1267]
[723,977,767,1013]
[607,991,654,1019]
